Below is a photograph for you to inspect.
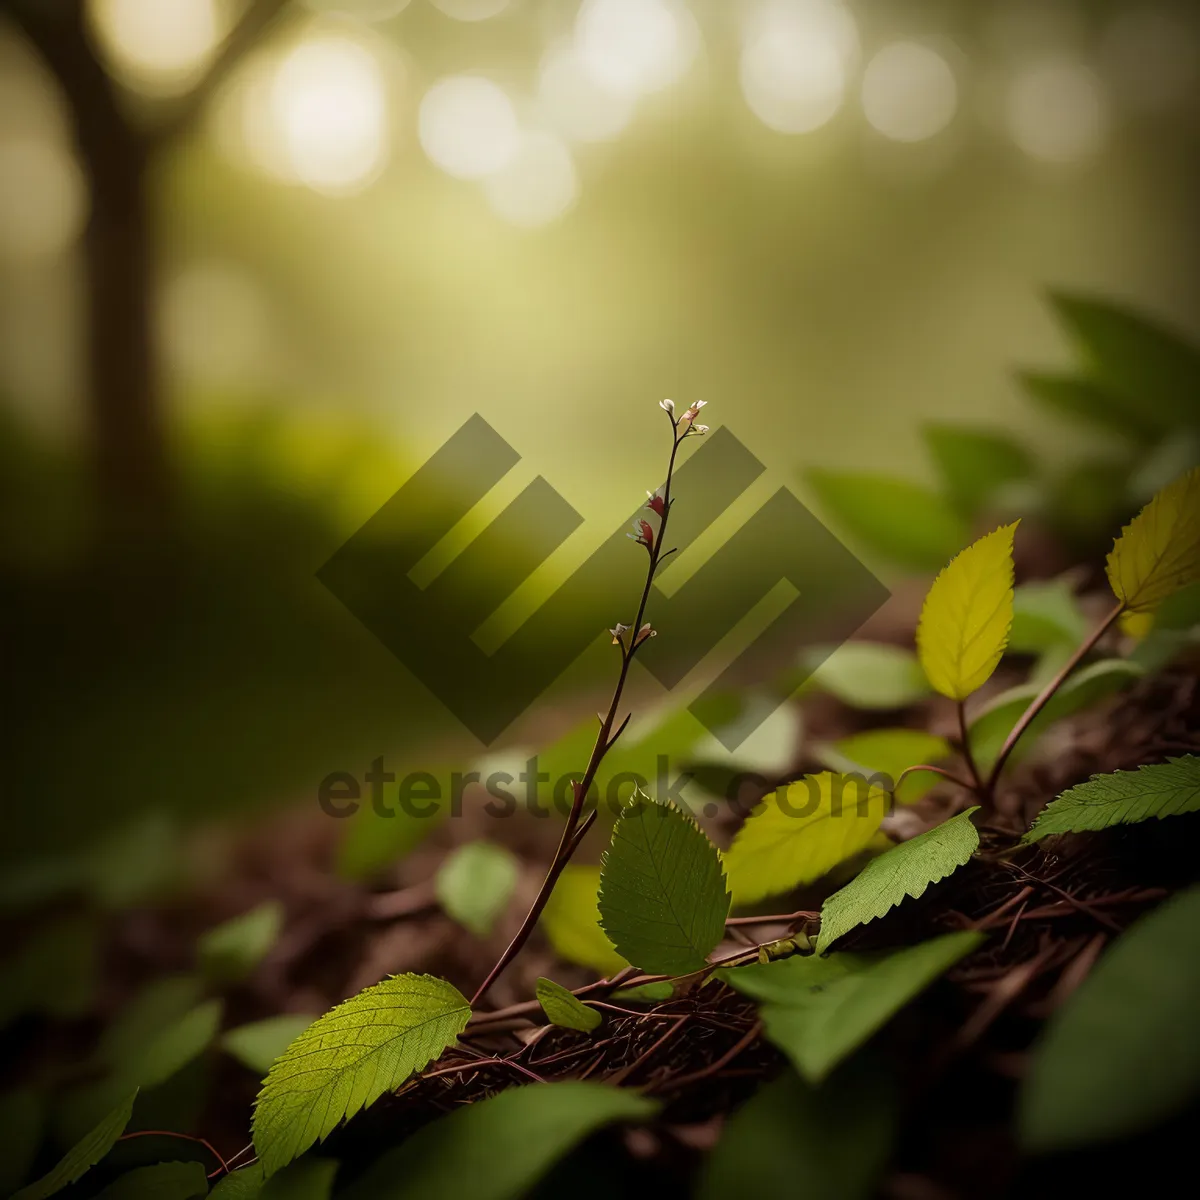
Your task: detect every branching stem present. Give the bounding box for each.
[470,411,692,1008]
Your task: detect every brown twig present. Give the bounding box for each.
[652,1020,763,1092]
[986,600,1125,792]
[470,409,696,1007]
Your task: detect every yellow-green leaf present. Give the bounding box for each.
[539,865,626,977]
[535,978,601,1033]
[724,773,890,907]
[251,974,469,1177]
[1106,466,1200,613]
[917,523,1018,700]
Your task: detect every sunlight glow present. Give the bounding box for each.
[861,42,957,143]
[740,0,859,134]
[575,0,697,99]
[482,132,579,227]
[89,0,221,93]
[270,36,390,193]
[537,39,636,142]
[1007,60,1108,163]
[0,138,86,260]
[419,76,520,179]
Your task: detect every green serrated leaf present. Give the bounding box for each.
[598,794,730,975]
[1009,579,1089,652]
[806,471,969,571]
[724,773,891,907]
[1050,292,1200,432]
[222,1015,317,1077]
[435,841,519,937]
[923,424,1035,519]
[1106,466,1200,613]
[13,1090,137,1200]
[535,978,601,1032]
[540,865,626,977]
[199,902,284,984]
[610,981,674,1004]
[815,728,951,805]
[698,1056,897,1200]
[252,973,469,1177]
[817,810,980,951]
[968,658,1143,771]
[1020,884,1200,1150]
[1024,755,1200,843]
[722,932,982,1082]
[95,1161,208,1200]
[339,1082,658,1200]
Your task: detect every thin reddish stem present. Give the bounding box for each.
[470,415,689,1008]
[985,600,1125,792]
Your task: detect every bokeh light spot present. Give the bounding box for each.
[419,76,519,179]
[739,0,859,134]
[575,0,697,99]
[861,42,957,143]
[1007,60,1108,163]
[538,40,636,142]
[270,36,391,194]
[482,132,579,227]
[88,0,221,93]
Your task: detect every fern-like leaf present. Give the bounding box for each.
[1024,756,1200,843]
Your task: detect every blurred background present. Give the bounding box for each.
[2,0,1200,867]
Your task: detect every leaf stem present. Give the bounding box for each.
[984,599,1125,793]
[470,414,689,1009]
[895,763,979,792]
[956,699,983,793]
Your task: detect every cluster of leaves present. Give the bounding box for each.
[808,293,1200,570]
[7,392,1200,1198]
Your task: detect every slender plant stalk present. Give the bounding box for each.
[956,700,983,793]
[984,599,1125,793]
[895,763,978,792]
[470,407,697,1008]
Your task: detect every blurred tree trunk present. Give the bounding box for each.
[2,0,289,544]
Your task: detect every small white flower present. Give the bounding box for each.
[609,622,632,645]
[691,424,709,435]
[659,399,675,413]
